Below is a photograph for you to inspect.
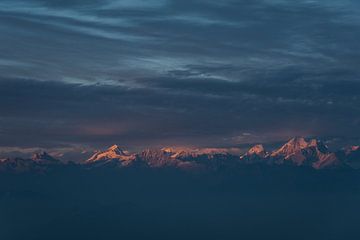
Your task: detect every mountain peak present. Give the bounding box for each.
[307,139,328,152]
[32,151,49,160]
[247,144,266,156]
[343,145,360,155]
[161,147,192,153]
[271,137,309,157]
[348,146,360,152]
[107,144,126,154]
[271,137,328,157]
[87,145,134,163]
[108,144,120,151]
[31,152,59,164]
[288,137,308,147]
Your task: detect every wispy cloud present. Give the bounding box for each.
[0,0,360,149]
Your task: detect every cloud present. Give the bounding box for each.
[1,75,359,150]
[0,0,360,150]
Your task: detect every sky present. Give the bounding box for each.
[1,0,360,156]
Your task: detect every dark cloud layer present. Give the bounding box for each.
[1,0,360,151]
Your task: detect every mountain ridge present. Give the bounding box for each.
[1,137,359,173]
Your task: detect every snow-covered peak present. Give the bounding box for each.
[31,152,59,163]
[346,146,360,152]
[31,152,60,165]
[106,144,129,155]
[287,137,308,148]
[87,145,134,162]
[247,144,266,156]
[271,137,328,157]
[343,145,360,156]
[271,137,309,157]
[307,139,328,152]
[272,137,305,156]
[108,144,120,151]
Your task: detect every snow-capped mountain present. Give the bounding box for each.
[271,137,311,157]
[246,144,266,157]
[0,152,61,173]
[341,145,360,169]
[86,145,136,167]
[1,137,360,173]
[270,137,343,169]
[32,151,61,165]
[240,144,268,164]
[138,149,202,170]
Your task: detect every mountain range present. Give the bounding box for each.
[1,137,359,173]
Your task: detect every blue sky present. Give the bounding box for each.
[1,0,360,152]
